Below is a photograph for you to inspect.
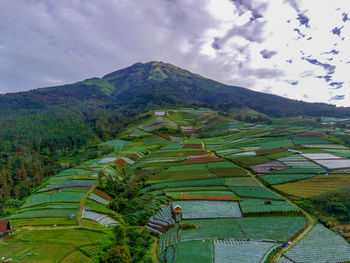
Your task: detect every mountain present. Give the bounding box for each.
[1,61,349,117]
[1,61,350,212]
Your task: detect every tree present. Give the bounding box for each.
[102,246,131,263]
[114,225,126,246]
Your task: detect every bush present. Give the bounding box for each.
[102,245,131,263]
[179,223,198,230]
[114,225,126,246]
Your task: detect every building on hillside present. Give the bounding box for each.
[173,205,182,214]
[0,220,12,237]
[173,204,183,222]
[155,111,168,117]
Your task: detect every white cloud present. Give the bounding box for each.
[0,0,349,106]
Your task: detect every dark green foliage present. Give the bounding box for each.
[179,223,198,230]
[300,186,350,223]
[102,245,131,263]
[125,227,153,263]
[114,225,126,246]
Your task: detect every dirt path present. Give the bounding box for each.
[77,184,97,226]
[152,237,161,263]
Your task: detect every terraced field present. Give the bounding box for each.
[3,108,350,262]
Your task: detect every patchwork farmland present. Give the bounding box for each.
[2,108,350,262]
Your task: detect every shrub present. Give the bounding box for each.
[102,245,131,263]
[179,223,198,230]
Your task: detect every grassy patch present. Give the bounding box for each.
[0,228,113,262]
[174,240,213,263]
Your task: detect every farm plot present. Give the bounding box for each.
[179,218,245,240]
[47,179,96,189]
[174,240,213,263]
[173,200,242,219]
[273,174,350,198]
[214,240,280,263]
[302,153,350,169]
[258,139,294,149]
[239,198,299,215]
[321,148,350,156]
[216,148,243,156]
[292,136,329,145]
[302,144,348,149]
[164,186,229,192]
[225,177,260,186]
[148,149,201,158]
[261,173,316,185]
[251,161,286,174]
[236,216,306,241]
[141,178,225,192]
[0,228,110,262]
[167,191,239,201]
[230,186,284,200]
[278,156,324,169]
[149,163,216,183]
[284,224,350,263]
[207,161,249,177]
[179,217,306,241]
[180,155,224,165]
[21,191,85,208]
[98,139,131,151]
[182,144,203,149]
[8,208,78,219]
[159,224,179,252]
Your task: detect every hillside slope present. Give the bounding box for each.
[1,61,348,117]
[1,61,350,217]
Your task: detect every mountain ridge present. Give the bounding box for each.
[0,61,347,118]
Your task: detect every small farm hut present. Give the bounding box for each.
[0,220,12,237]
[174,205,182,214]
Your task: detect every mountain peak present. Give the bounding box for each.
[102,61,204,82]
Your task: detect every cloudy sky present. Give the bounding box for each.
[1,0,350,106]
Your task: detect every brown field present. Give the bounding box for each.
[114,159,129,168]
[255,148,286,155]
[158,134,171,141]
[273,174,350,199]
[124,153,140,161]
[251,161,286,174]
[93,188,114,201]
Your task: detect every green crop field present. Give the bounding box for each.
[141,178,225,192]
[239,198,299,214]
[166,190,238,200]
[261,173,316,185]
[0,228,113,262]
[8,208,78,219]
[230,186,283,200]
[174,200,242,218]
[174,240,213,263]
[179,217,306,241]
[21,191,85,208]
[225,177,260,186]
[179,218,245,240]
